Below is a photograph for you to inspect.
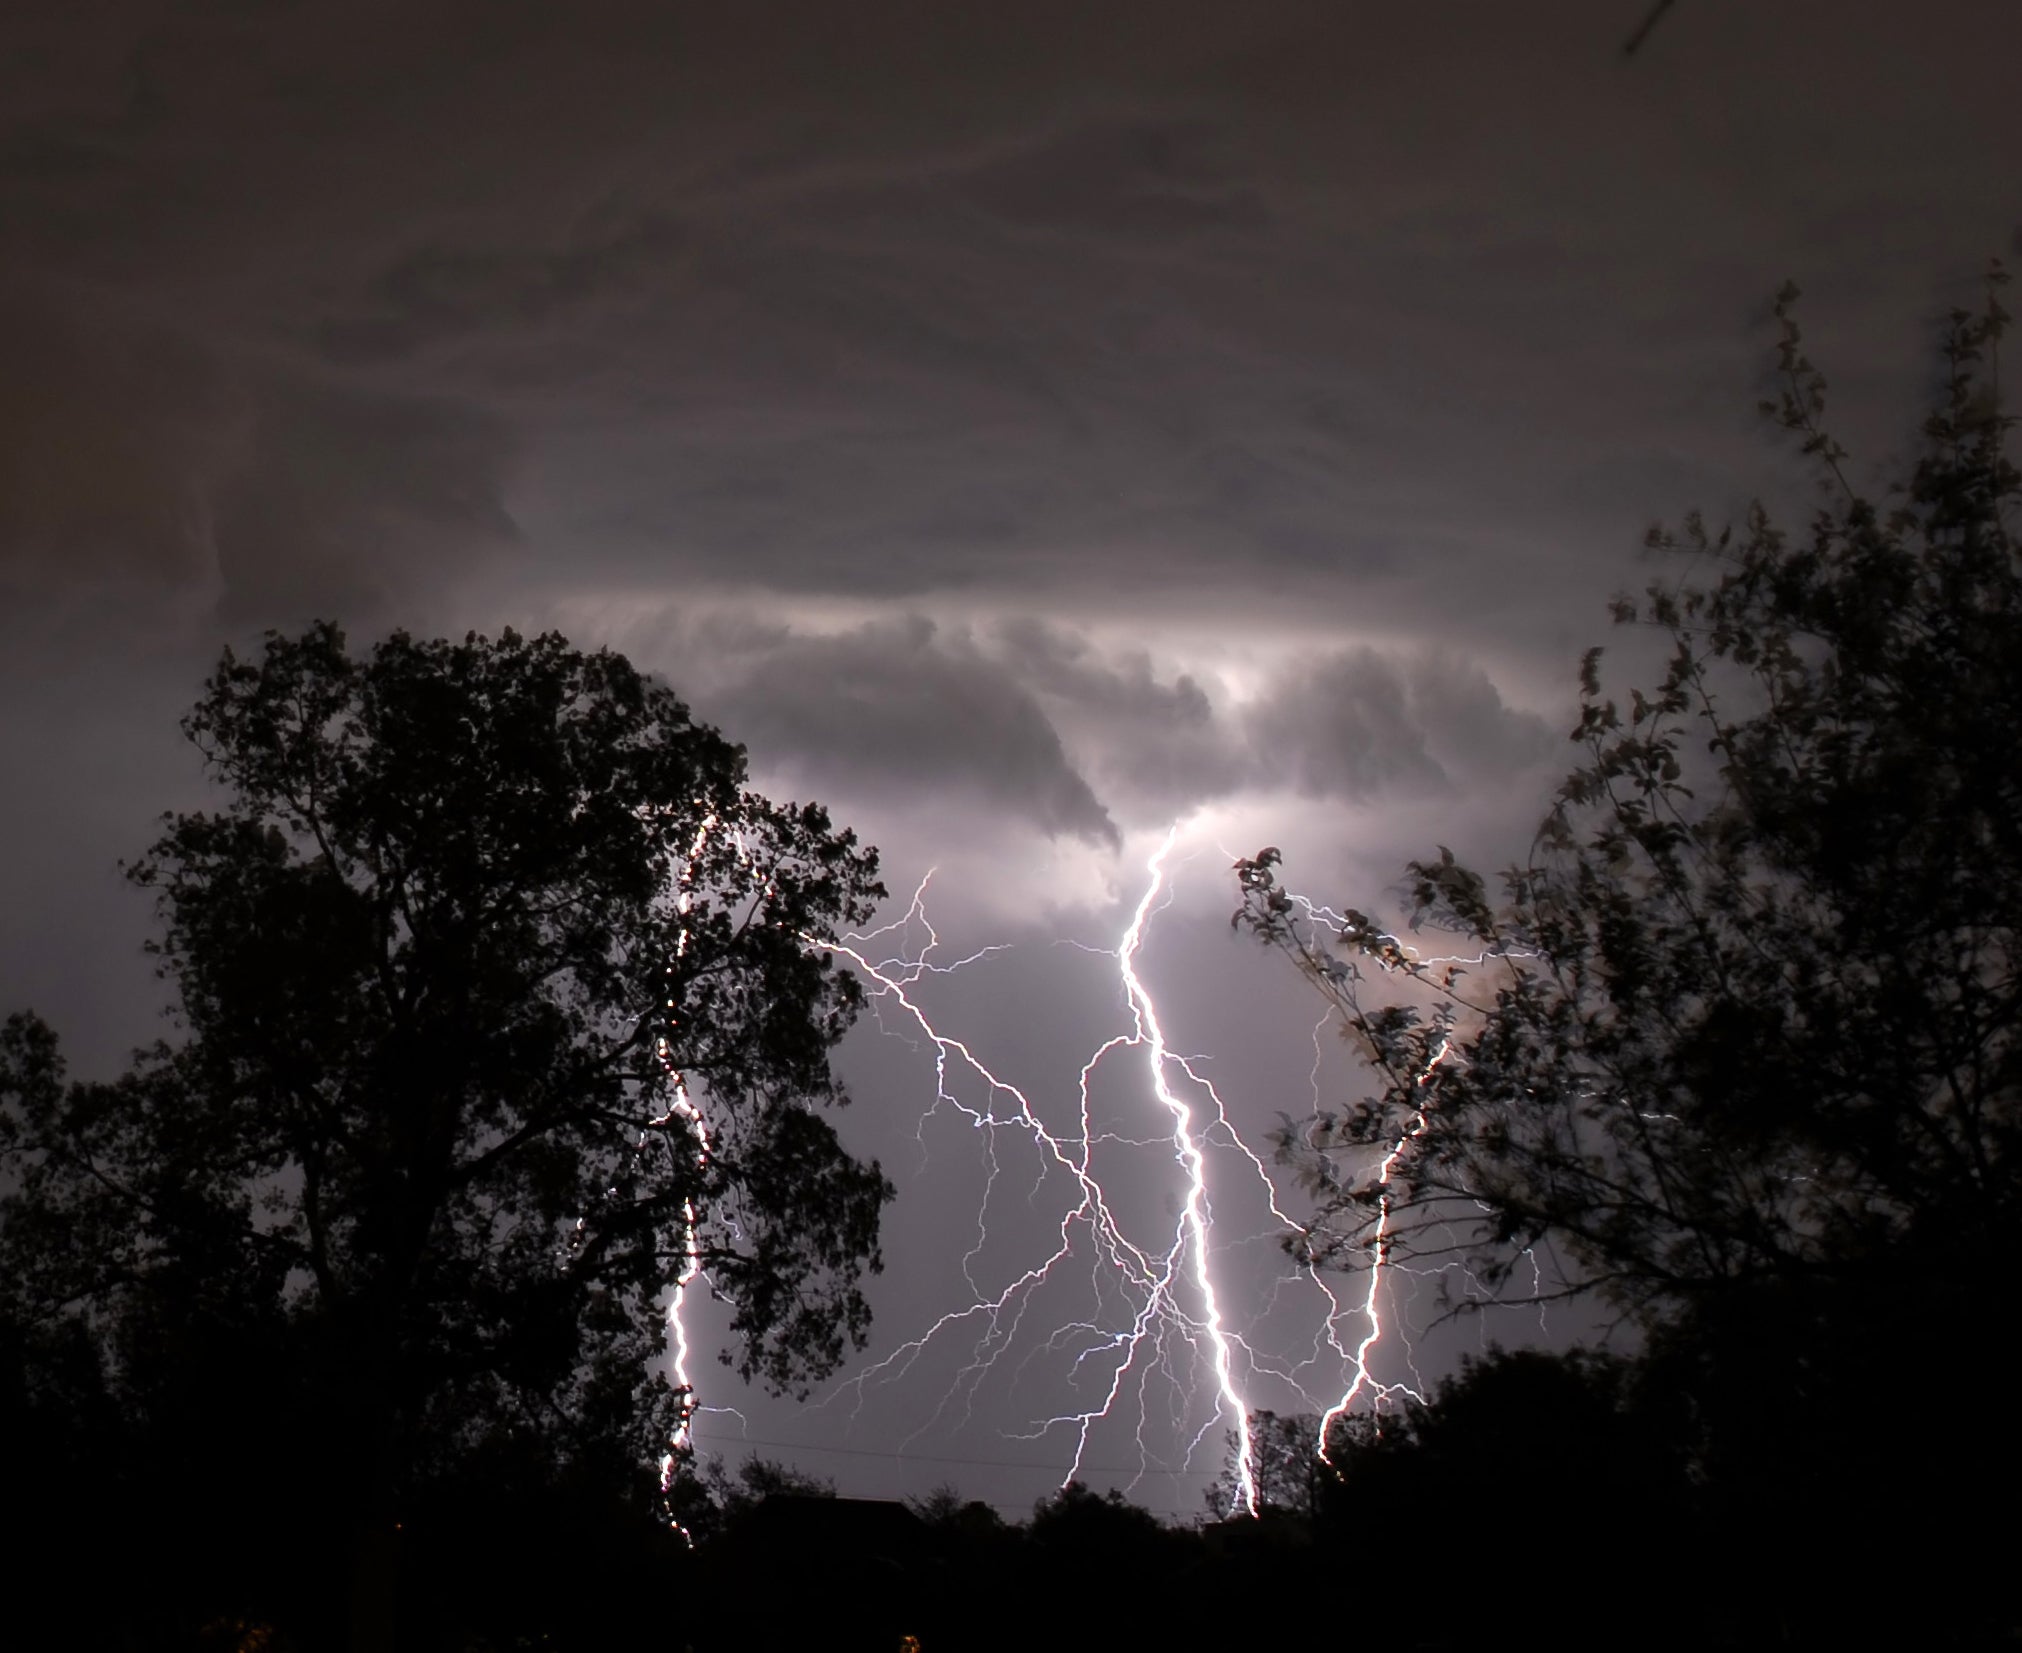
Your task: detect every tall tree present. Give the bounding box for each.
[0,623,891,1648]
[1204,1409,1337,1520]
[1234,271,2019,1632]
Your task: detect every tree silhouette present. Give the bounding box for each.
[1204,1408,1338,1519]
[663,1450,837,1545]
[1316,1349,1694,1643]
[0,624,891,1650]
[1235,269,2019,1635]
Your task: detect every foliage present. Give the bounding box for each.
[1235,268,2019,1329]
[664,1451,837,1544]
[1027,1479,1172,1560]
[1204,1408,1339,1519]
[906,1481,1009,1538]
[1235,270,2020,1635]
[0,623,891,1642]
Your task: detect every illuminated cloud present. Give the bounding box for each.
[1,0,2015,1514]
[1243,647,1557,802]
[702,616,1121,848]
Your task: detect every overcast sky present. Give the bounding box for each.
[3,0,2016,1516]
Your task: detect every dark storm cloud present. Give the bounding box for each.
[1245,649,1440,798]
[5,0,2013,887]
[988,617,1250,815]
[949,112,1268,241]
[0,286,520,620]
[0,291,225,591]
[317,212,691,369]
[617,608,1551,840]
[315,112,1256,370]
[208,377,519,620]
[13,1,2008,643]
[5,0,2021,1520]
[0,0,1430,613]
[1244,647,1558,802]
[701,616,1121,847]
[468,100,1390,607]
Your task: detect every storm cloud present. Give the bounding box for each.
[703,615,1121,846]
[2,0,2016,1515]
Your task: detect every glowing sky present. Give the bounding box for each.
[2,0,2016,1516]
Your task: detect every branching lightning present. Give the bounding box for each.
[798,820,1446,1515]
[654,815,718,1485]
[1233,858,1557,1441]
[1314,1036,1444,1461]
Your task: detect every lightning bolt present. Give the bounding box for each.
[1314,1037,1444,1461]
[583,808,733,1538]
[1231,863,1564,1456]
[1113,827,1259,1511]
[802,819,1438,1516]
[654,815,716,1476]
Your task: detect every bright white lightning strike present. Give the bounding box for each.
[1113,828,1259,1513]
[1315,1037,1444,1461]
[651,816,719,1510]
[805,819,1441,1516]
[1234,872,1551,1457]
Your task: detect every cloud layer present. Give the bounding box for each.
[8,2,2011,642]
[4,0,2016,1517]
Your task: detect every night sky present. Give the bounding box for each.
[3,0,2016,1518]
